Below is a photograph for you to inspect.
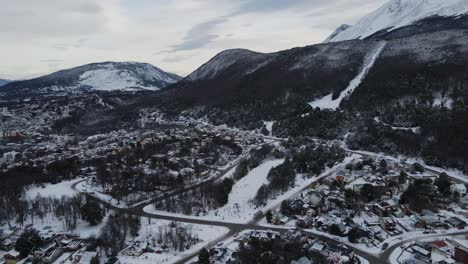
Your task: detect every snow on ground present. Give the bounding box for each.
[145,159,285,223]
[0,212,109,239]
[345,148,468,184]
[25,178,82,199]
[75,180,129,208]
[373,117,420,133]
[144,156,356,224]
[263,121,275,134]
[212,159,285,221]
[388,234,468,264]
[309,42,386,110]
[118,217,229,264]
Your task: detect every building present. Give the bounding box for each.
[455,245,468,264]
[3,249,21,264]
[450,184,467,196]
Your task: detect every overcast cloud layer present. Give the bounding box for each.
[0,0,386,79]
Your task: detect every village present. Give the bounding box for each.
[261,155,468,263]
[0,227,100,264]
[2,100,468,264]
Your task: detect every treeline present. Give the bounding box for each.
[154,178,234,215]
[0,193,105,230]
[291,143,346,175]
[254,144,346,206]
[147,222,199,252]
[347,106,468,172]
[236,237,327,264]
[254,159,296,206]
[0,158,82,228]
[98,213,141,256]
[233,144,284,180]
[273,108,348,140]
[400,173,456,212]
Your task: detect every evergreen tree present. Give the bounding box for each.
[434,172,451,197]
[90,256,100,264]
[266,210,273,223]
[198,248,211,264]
[399,171,407,184]
[80,198,104,226]
[15,229,42,258]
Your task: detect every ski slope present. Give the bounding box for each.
[309,42,387,110]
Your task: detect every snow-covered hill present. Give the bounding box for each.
[326,0,468,42]
[78,62,181,91]
[1,62,182,97]
[0,79,11,87]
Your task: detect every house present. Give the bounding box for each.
[211,247,236,264]
[0,229,20,251]
[3,249,21,264]
[291,256,312,264]
[429,240,450,254]
[74,251,99,264]
[307,192,323,207]
[454,246,468,263]
[121,242,145,257]
[446,217,466,229]
[450,184,467,196]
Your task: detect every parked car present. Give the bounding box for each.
[382,243,389,250]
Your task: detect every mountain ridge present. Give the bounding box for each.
[0,79,11,87]
[326,0,468,42]
[0,61,182,98]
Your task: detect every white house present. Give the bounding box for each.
[451,184,467,196]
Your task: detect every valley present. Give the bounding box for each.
[2,0,468,264]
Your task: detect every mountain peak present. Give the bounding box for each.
[323,24,351,42]
[326,0,468,42]
[186,49,272,81]
[0,61,182,97]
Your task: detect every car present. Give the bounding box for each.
[382,243,389,250]
[254,210,263,219]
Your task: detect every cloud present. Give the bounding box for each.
[40,59,65,63]
[0,0,388,79]
[0,0,117,36]
[169,18,227,52]
[53,38,88,51]
[232,0,308,15]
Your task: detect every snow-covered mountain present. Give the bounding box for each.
[0,79,11,87]
[323,24,351,42]
[326,0,468,42]
[1,62,181,97]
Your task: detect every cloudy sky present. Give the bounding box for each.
[0,0,387,80]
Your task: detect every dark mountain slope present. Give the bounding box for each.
[169,40,378,107]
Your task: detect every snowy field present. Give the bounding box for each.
[0,211,109,239]
[144,159,285,223]
[119,217,229,264]
[75,180,129,208]
[25,178,82,199]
